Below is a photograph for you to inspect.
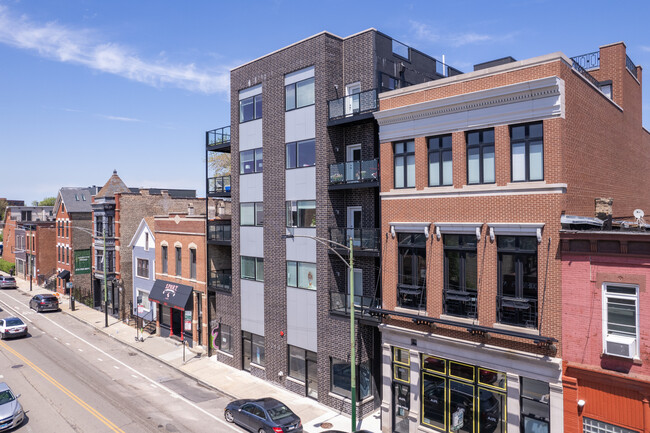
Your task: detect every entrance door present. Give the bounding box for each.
[346,144,362,183]
[160,305,171,338]
[242,332,252,371]
[392,382,411,433]
[171,309,182,338]
[306,352,318,399]
[345,82,361,116]
[346,206,362,246]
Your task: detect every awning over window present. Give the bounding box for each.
[148,279,193,311]
[57,270,70,279]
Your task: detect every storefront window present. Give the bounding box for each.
[420,355,507,433]
[219,323,232,353]
[330,358,371,400]
[521,377,549,433]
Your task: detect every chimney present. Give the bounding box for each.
[188,203,195,216]
[595,197,613,230]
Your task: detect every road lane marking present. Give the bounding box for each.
[78,348,83,352]
[0,298,33,323]
[0,340,126,433]
[0,290,239,431]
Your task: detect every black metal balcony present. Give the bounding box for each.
[206,126,231,152]
[207,221,231,245]
[208,175,231,197]
[329,290,381,324]
[329,159,378,190]
[571,51,600,70]
[208,269,232,292]
[328,227,380,256]
[496,296,537,329]
[626,55,637,79]
[327,89,378,126]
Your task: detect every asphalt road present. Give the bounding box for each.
[0,288,241,433]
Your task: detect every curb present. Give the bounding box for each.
[60,307,238,401]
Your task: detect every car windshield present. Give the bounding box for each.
[267,404,293,421]
[4,278,15,282]
[5,318,24,327]
[0,390,15,405]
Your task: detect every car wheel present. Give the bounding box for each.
[224,410,234,423]
[38,307,42,313]
[258,429,267,433]
[0,332,4,340]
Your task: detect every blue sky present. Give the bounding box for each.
[1,0,649,205]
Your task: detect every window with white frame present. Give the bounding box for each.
[136,289,151,312]
[603,283,639,358]
[583,417,638,433]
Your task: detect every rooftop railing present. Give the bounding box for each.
[207,126,231,148]
[496,296,537,329]
[571,58,601,89]
[208,269,232,292]
[208,175,231,195]
[571,51,600,69]
[626,55,637,79]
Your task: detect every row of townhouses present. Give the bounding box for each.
[1,28,649,433]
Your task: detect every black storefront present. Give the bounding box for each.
[148,279,193,346]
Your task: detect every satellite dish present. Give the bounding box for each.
[634,209,645,219]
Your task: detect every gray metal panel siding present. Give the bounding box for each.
[286,287,317,352]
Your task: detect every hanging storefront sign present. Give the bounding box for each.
[74,249,91,274]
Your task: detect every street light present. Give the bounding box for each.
[71,225,109,328]
[282,233,357,432]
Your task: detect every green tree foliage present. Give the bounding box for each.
[208,152,231,177]
[0,199,7,221]
[38,197,56,206]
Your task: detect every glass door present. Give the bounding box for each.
[345,82,361,116]
[348,268,363,308]
[242,332,252,371]
[392,382,410,433]
[346,206,362,246]
[306,352,318,399]
[346,144,361,183]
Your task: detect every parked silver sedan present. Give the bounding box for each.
[0,382,24,431]
[0,317,28,340]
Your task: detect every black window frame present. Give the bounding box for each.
[175,246,182,277]
[240,202,264,226]
[428,134,453,187]
[218,323,232,354]
[394,140,416,189]
[285,76,315,111]
[520,377,550,433]
[497,236,538,328]
[240,148,263,174]
[443,234,478,318]
[242,331,266,367]
[286,200,316,228]
[397,233,427,310]
[241,256,264,282]
[285,138,316,169]
[239,93,262,123]
[466,128,495,185]
[286,260,317,290]
[510,122,544,182]
[330,357,373,400]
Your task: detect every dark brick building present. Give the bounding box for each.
[205,29,461,417]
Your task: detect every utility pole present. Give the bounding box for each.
[28,224,33,292]
[103,224,108,328]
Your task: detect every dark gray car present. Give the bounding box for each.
[0,382,24,431]
[0,276,17,289]
[224,398,302,433]
[29,294,60,312]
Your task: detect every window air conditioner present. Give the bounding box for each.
[605,334,637,359]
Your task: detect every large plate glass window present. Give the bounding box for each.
[330,358,372,400]
[241,256,264,282]
[241,202,264,226]
[218,323,232,353]
[511,122,543,182]
[240,148,263,174]
[397,233,426,309]
[521,377,549,433]
[286,200,316,228]
[286,261,317,290]
[429,134,453,186]
[444,235,478,318]
[286,139,316,169]
[394,140,415,188]
[466,129,495,184]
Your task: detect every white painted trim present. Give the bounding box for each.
[381,182,567,200]
[488,223,544,236]
[160,240,168,247]
[434,222,483,234]
[173,241,182,248]
[375,76,565,143]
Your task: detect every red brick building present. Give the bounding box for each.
[561,216,650,433]
[151,209,208,348]
[372,42,648,432]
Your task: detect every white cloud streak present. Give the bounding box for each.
[98,114,142,122]
[410,20,514,47]
[0,5,229,94]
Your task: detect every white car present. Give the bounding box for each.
[0,382,24,431]
[0,317,28,340]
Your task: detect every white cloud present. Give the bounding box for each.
[641,46,650,52]
[409,20,514,47]
[97,114,142,123]
[0,5,229,94]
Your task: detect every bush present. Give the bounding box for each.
[0,258,15,274]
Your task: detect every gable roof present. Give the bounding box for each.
[128,217,155,248]
[96,170,130,199]
[54,186,100,215]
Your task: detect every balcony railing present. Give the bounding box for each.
[329,290,380,321]
[496,296,537,329]
[571,51,600,70]
[208,222,231,242]
[208,175,231,195]
[626,55,637,79]
[329,227,380,252]
[208,269,232,292]
[443,289,477,318]
[328,89,378,122]
[207,126,231,148]
[329,159,378,185]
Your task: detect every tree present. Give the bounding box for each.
[0,199,7,221]
[38,197,56,206]
[208,152,231,177]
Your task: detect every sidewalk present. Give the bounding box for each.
[1,272,381,433]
